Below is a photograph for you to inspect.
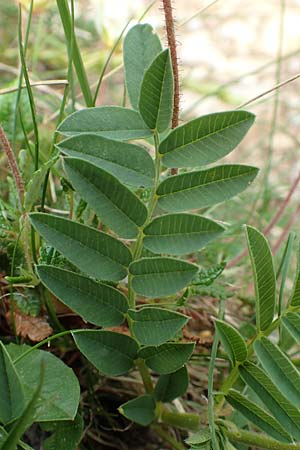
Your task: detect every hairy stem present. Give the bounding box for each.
[225,429,300,450]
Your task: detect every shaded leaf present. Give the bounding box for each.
[139,49,174,132]
[282,312,300,344]
[226,389,292,443]
[245,226,276,331]
[30,213,131,280]
[57,106,152,140]
[239,362,300,440]
[154,366,189,402]
[143,214,224,255]
[215,320,247,365]
[289,245,300,307]
[123,24,162,110]
[119,395,156,426]
[139,343,194,374]
[64,158,147,238]
[42,414,83,450]
[0,342,24,425]
[128,307,189,345]
[129,257,198,298]
[57,134,155,188]
[73,331,139,376]
[8,344,80,422]
[24,156,57,211]
[185,429,211,446]
[157,165,258,212]
[37,266,128,327]
[159,110,255,168]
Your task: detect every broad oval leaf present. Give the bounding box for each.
[129,257,198,298]
[123,23,162,110]
[143,213,225,255]
[157,165,258,212]
[57,106,152,140]
[0,342,24,425]
[282,312,300,344]
[139,49,174,132]
[37,265,128,327]
[254,337,300,407]
[289,245,300,307]
[128,307,189,345]
[119,395,156,426]
[73,331,139,376]
[245,226,276,331]
[64,158,148,238]
[30,213,131,281]
[139,343,195,374]
[226,389,292,443]
[154,366,189,402]
[239,362,300,440]
[8,344,80,422]
[159,110,255,168]
[215,320,247,365]
[57,134,155,188]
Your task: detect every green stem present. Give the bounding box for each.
[135,358,154,393]
[160,408,200,431]
[151,424,187,450]
[225,429,300,450]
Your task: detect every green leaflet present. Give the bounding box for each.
[245,226,276,331]
[57,106,152,140]
[0,342,25,425]
[157,165,258,212]
[139,343,195,374]
[239,362,300,440]
[37,266,128,327]
[8,344,80,422]
[139,49,174,132]
[215,320,247,365]
[129,257,199,298]
[73,331,139,376]
[57,134,155,188]
[119,395,156,426]
[282,312,300,344]
[226,389,292,443]
[159,110,255,168]
[128,307,189,345]
[254,337,300,407]
[30,213,132,281]
[154,366,189,402]
[64,158,147,238]
[42,414,83,450]
[289,245,300,307]
[123,23,162,110]
[143,213,225,255]
[185,429,211,446]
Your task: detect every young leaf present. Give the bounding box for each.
[157,165,258,212]
[139,49,174,132]
[215,320,247,365]
[143,214,225,255]
[159,110,255,168]
[123,23,162,110]
[30,213,132,281]
[64,158,147,238]
[289,245,300,307]
[0,342,25,425]
[226,389,292,443]
[185,429,211,446]
[119,395,156,426]
[128,307,189,345]
[57,106,152,140]
[139,343,195,374]
[239,362,300,440]
[245,226,276,331]
[8,344,80,422]
[42,414,83,450]
[154,366,189,402]
[57,134,155,188]
[282,312,300,344]
[254,337,300,407]
[129,257,199,298]
[73,331,139,376]
[37,265,128,327]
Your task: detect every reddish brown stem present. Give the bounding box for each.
[0,126,24,209]
[227,172,300,268]
[272,202,300,254]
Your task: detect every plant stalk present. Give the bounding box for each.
[225,429,300,450]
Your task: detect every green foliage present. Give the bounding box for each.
[215,320,247,365]
[42,414,83,450]
[138,343,195,374]
[119,395,156,426]
[154,366,189,402]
